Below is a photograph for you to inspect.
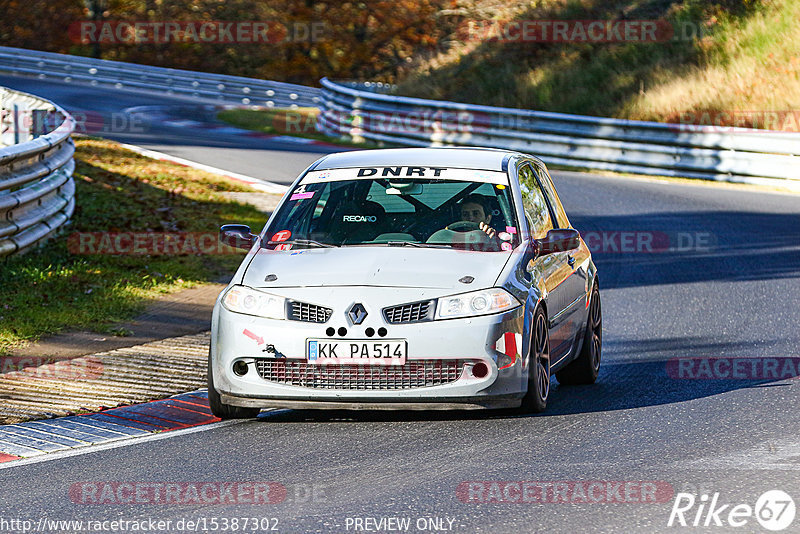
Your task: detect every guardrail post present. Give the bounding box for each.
[13,104,19,144]
[31,109,47,138]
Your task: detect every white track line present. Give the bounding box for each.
[115,142,289,194]
[0,420,245,470]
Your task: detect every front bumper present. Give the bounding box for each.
[219,396,522,410]
[210,286,528,410]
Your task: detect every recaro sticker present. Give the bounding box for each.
[343,215,378,223]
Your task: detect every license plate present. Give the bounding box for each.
[307,339,407,365]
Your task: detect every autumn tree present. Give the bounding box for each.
[0,0,86,54]
[0,0,457,85]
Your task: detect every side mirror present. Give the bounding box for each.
[535,228,580,256]
[219,224,257,250]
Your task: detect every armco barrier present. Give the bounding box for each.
[0,46,320,109]
[317,78,800,187]
[0,87,75,256]
[2,47,798,188]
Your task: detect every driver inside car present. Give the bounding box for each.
[426,193,502,250]
[457,194,497,238]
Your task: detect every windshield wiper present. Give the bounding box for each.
[290,239,339,248]
[266,239,338,248]
[386,241,451,249]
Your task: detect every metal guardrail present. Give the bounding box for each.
[317,78,800,187]
[0,87,75,256]
[0,46,320,109]
[2,47,797,188]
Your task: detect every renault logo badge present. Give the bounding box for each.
[348,303,368,325]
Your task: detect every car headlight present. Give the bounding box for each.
[435,288,520,320]
[222,285,286,319]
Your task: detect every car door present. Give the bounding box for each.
[517,164,573,361]
[533,163,590,359]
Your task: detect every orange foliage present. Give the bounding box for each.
[0,0,459,85]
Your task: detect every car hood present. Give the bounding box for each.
[242,246,510,290]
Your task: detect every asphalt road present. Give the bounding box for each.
[1,75,799,534]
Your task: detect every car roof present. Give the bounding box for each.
[310,147,538,172]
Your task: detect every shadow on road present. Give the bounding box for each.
[254,354,797,424]
[570,210,800,289]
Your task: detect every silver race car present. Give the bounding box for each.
[209,148,601,417]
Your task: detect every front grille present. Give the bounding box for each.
[254,359,466,390]
[383,300,435,324]
[288,301,332,323]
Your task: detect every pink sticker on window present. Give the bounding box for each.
[501,242,513,251]
[290,192,315,201]
[274,243,293,251]
[506,226,517,234]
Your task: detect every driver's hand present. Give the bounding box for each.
[479,222,496,238]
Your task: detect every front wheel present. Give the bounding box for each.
[208,353,261,419]
[520,307,550,413]
[556,285,602,385]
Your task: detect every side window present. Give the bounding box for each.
[534,165,570,229]
[518,165,554,239]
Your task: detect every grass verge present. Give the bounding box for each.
[396,0,800,127]
[0,138,269,354]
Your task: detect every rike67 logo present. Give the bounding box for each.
[668,490,796,531]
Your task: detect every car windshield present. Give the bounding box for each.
[264,167,520,252]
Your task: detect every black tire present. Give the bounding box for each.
[556,285,602,385]
[208,353,260,419]
[520,306,551,413]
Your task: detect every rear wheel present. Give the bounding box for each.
[520,307,550,413]
[556,285,602,385]
[208,353,260,419]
